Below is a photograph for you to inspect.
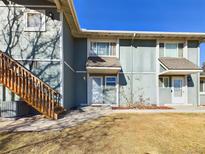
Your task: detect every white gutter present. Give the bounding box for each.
[81,29,205,37]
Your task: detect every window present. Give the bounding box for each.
[165,43,178,57]
[200,79,205,93]
[25,10,46,31]
[90,41,116,56]
[159,77,169,88]
[159,43,184,58]
[105,76,117,86]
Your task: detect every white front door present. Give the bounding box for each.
[172,77,186,104]
[90,77,103,104]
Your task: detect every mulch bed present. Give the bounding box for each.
[112,105,174,110]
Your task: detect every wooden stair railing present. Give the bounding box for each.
[0,51,65,119]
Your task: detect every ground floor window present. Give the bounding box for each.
[88,75,117,105]
[159,76,170,88]
[200,79,205,93]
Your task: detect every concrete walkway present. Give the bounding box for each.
[1,105,205,132]
[0,106,112,132]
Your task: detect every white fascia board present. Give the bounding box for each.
[159,69,203,75]
[81,29,205,39]
[82,29,205,36]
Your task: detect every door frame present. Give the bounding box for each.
[88,75,103,105]
[87,74,119,106]
[171,76,187,104]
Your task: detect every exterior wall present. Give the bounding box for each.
[119,39,157,105]
[159,88,172,105]
[74,38,87,106]
[159,41,200,106]
[0,0,63,116]
[0,1,200,109]
[62,15,75,109]
[187,41,200,105]
[159,76,172,105]
[0,1,62,90]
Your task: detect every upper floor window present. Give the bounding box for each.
[90,41,116,56]
[24,10,46,32]
[160,43,184,58]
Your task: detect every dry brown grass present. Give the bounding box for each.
[1,113,205,154]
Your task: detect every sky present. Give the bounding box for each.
[74,0,205,66]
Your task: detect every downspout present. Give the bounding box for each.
[131,33,136,104]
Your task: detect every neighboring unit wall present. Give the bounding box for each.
[0,1,62,90]
[119,40,157,106]
[187,41,200,105]
[0,0,62,116]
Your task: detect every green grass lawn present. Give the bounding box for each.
[1,113,205,154]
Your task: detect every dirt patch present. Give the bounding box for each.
[1,113,205,153]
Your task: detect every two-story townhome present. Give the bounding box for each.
[0,0,204,118]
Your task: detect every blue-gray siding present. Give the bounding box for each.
[0,1,63,116]
[74,38,87,105]
[187,41,199,105]
[119,40,157,105]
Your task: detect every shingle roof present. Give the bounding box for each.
[86,57,121,68]
[159,57,201,70]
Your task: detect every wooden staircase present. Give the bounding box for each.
[0,51,65,119]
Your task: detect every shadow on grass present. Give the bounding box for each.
[0,115,124,153]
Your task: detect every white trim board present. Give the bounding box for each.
[119,72,156,74]
[14,59,61,62]
[87,67,121,70]
[0,4,56,8]
[24,9,46,32]
[60,12,64,106]
[156,40,160,106]
[159,70,202,75]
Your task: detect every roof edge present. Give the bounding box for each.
[64,0,205,40]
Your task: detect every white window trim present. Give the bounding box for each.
[105,76,117,88]
[24,9,46,32]
[200,79,205,94]
[164,43,179,57]
[160,76,169,88]
[87,39,118,57]
[160,41,185,58]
